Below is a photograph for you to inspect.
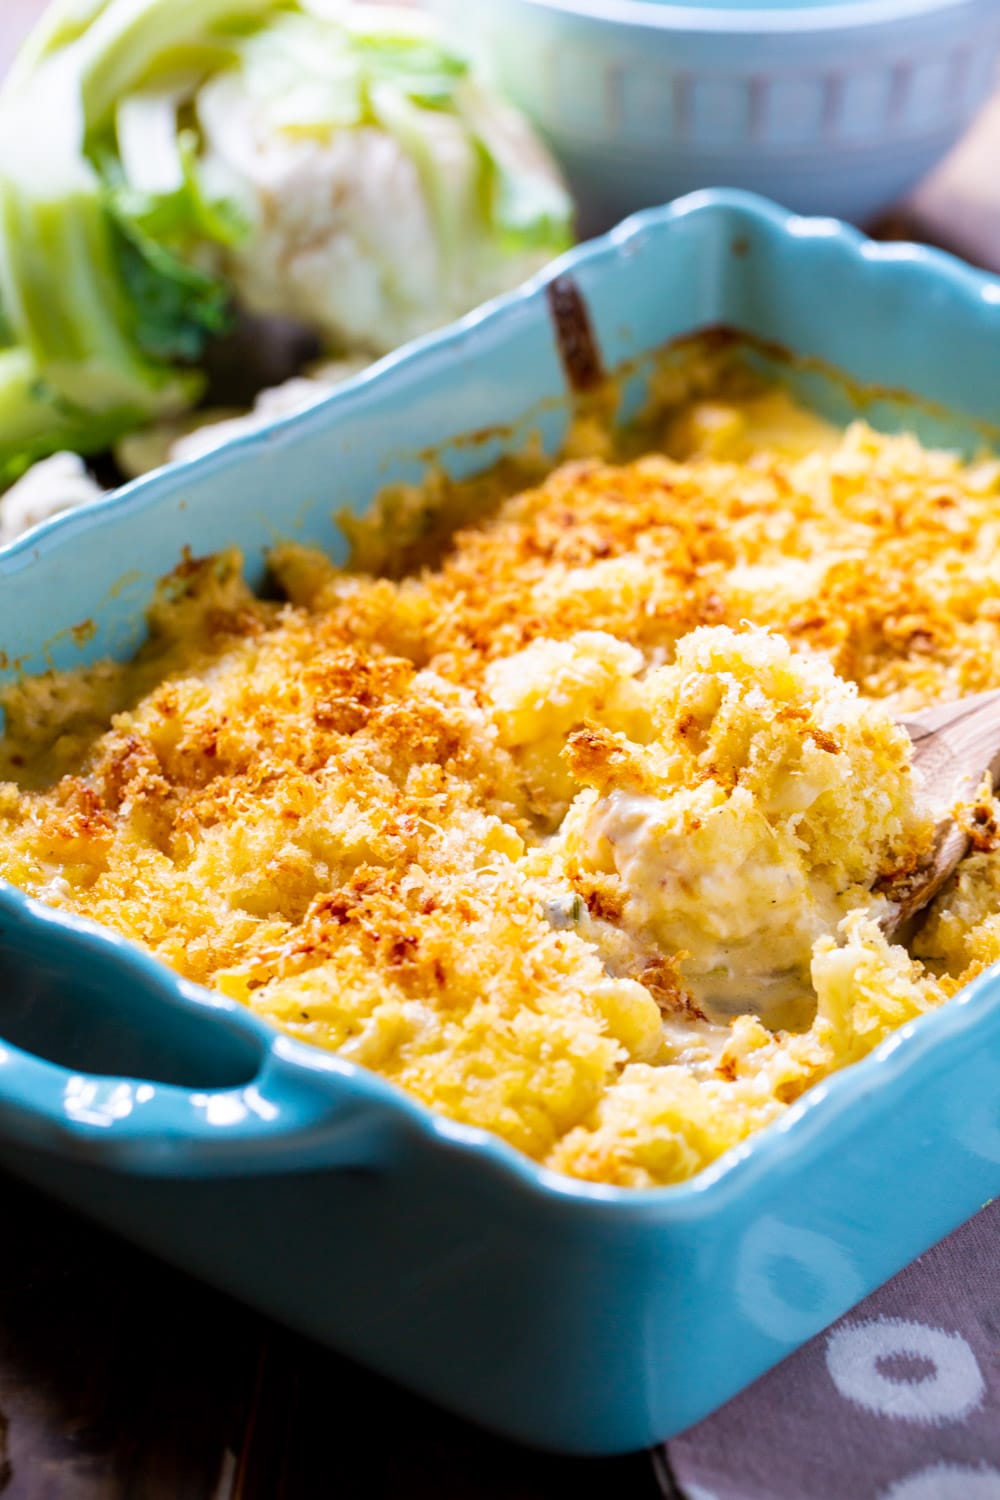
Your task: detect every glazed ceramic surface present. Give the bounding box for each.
[1,192,1000,1454]
[426,0,1000,231]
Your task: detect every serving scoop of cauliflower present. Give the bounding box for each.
[491,626,934,1027]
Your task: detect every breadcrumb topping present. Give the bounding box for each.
[3,376,1000,1187]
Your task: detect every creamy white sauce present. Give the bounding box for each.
[586,789,849,1030]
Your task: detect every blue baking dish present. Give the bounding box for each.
[1,190,1000,1456]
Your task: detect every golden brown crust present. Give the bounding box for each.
[2,386,999,1187]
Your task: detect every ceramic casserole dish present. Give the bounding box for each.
[1,190,999,1456]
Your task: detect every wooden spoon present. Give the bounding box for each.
[884,688,1000,936]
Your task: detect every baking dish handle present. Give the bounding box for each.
[0,887,402,1175]
[0,1035,397,1178]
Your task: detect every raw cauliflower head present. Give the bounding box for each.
[196,7,573,354]
[0,0,572,540]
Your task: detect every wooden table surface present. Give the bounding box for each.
[0,6,998,1498]
[0,1173,672,1499]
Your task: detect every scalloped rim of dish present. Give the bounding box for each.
[450,0,985,37]
[3,188,1000,1213]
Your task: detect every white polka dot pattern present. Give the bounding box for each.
[880,1463,1000,1499]
[826,1318,986,1425]
[665,1201,1000,1500]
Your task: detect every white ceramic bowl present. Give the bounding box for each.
[431,0,1000,231]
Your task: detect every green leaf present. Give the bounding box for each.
[0,345,153,486]
[351,32,469,110]
[109,80,251,249]
[106,205,234,363]
[457,81,573,254]
[94,126,244,364]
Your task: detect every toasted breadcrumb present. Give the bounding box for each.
[2,380,999,1187]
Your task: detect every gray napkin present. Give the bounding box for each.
[662,1200,1000,1500]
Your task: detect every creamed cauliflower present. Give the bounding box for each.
[3,365,1000,1188]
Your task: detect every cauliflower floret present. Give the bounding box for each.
[0,452,105,544]
[547,1061,787,1189]
[638,625,928,883]
[116,359,370,478]
[483,631,646,818]
[200,93,443,354]
[547,912,947,1188]
[809,910,946,1068]
[913,847,1000,978]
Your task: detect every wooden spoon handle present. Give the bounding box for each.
[886,688,1000,934]
[901,688,1000,810]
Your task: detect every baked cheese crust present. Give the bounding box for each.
[3,374,999,1187]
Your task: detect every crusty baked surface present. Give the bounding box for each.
[3,376,1000,1186]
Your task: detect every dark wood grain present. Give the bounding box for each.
[0,1172,664,1499]
[0,1175,250,1499]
